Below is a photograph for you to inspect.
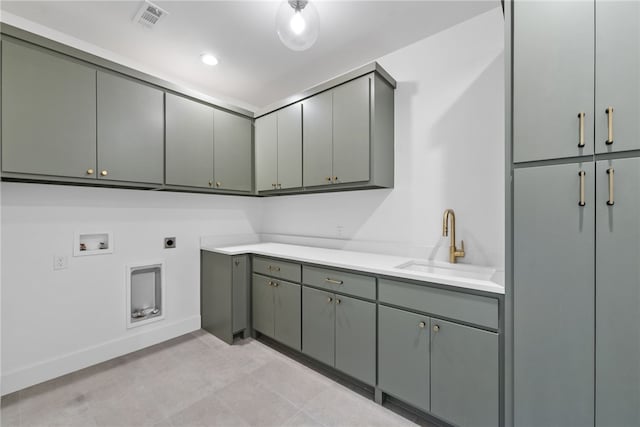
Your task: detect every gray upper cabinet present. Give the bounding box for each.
[213,109,253,192]
[97,72,164,184]
[514,162,595,427]
[302,73,394,189]
[596,157,640,427]
[255,103,302,192]
[378,305,430,412]
[303,91,334,187]
[513,1,594,162]
[165,93,214,189]
[277,103,303,190]
[334,295,375,385]
[595,1,640,154]
[332,75,370,184]
[430,318,499,427]
[2,40,97,178]
[255,113,279,192]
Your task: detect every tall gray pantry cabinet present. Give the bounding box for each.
[511,1,640,426]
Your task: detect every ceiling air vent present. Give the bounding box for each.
[133,0,168,29]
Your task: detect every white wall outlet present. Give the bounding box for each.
[53,255,68,271]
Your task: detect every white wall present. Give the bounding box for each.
[1,184,261,393]
[261,8,505,269]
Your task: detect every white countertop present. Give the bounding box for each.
[202,242,505,295]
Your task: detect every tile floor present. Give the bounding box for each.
[1,330,436,427]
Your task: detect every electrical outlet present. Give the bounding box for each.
[53,255,68,270]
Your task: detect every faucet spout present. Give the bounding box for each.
[442,209,465,263]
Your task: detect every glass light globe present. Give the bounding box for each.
[276,0,319,51]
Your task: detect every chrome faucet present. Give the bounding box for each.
[442,209,465,263]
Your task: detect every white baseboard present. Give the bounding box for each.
[1,315,201,396]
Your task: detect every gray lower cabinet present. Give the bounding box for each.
[97,71,164,184]
[2,39,97,178]
[302,286,335,367]
[514,162,595,426]
[201,251,249,344]
[378,305,430,412]
[430,319,499,427]
[213,109,253,192]
[513,1,594,162]
[302,286,375,385]
[252,274,301,350]
[165,93,214,189]
[596,157,640,426]
[334,294,376,385]
[595,1,640,154]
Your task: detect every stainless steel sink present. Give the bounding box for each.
[394,260,496,281]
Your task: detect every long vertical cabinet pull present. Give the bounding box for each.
[578,112,586,147]
[579,170,586,206]
[606,168,615,206]
[605,107,614,145]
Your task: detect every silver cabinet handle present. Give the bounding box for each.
[100,170,108,177]
[268,281,274,287]
[86,168,94,175]
[432,324,440,333]
[578,170,586,207]
[335,298,342,305]
[327,296,333,303]
[607,168,615,206]
[418,321,426,329]
[273,281,279,287]
[578,112,586,147]
[325,278,343,285]
[606,107,614,145]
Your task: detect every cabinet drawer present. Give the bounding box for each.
[303,266,375,300]
[253,257,301,282]
[379,279,498,329]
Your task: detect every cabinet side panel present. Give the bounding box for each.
[372,74,394,188]
[201,251,233,344]
[232,255,249,333]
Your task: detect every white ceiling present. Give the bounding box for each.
[1,1,499,110]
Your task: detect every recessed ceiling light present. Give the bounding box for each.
[200,53,218,66]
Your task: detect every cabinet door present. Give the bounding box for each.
[332,76,370,184]
[274,280,301,351]
[335,295,376,385]
[378,305,429,412]
[514,163,595,426]
[213,109,253,192]
[596,158,640,426]
[302,286,335,367]
[595,1,640,154]
[97,72,164,184]
[201,251,233,344]
[251,274,274,337]
[1,40,96,178]
[277,103,303,189]
[255,113,278,192]
[430,319,499,427]
[303,91,333,187]
[513,1,594,162]
[165,93,213,188]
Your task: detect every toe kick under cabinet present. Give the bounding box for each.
[233,254,503,427]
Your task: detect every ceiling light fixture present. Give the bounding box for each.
[276,0,319,51]
[200,53,219,66]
